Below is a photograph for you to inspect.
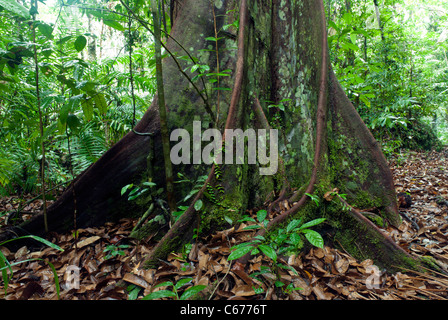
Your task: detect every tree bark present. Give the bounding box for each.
[1,0,420,272]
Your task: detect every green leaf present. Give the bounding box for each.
[59,103,71,125]
[103,19,125,31]
[77,81,97,93]
[66,114,81,133]
[237,216,256,223]
[298,218,326,231]
[194,199,203,211]
[29,5,37,15]
[227,244,253,261]
[205,36,223,41]
[289,233,302,247]
[180,285,207,300]
[242,225,261,231]
[342,12,352,24]
[154,281,174,289]
[275,281,285,287]
[305,193,320,206]
[127,285,141,300]
[256,209,267,223]
[37,22,53,39]
[121,184,133,196]
[359,94,371,108]
[0,235,63,252]
[93,93,108,115]
[258,244,277,262]
[286,219,302,233]
[143,290,177,300]
[0,0,30,18]
[81,98,94,121]
[190,64,200,73]
[328,20,340,31]
[174,278,193,291]
[142,182,156,188]
[45,261,61,299]
[0,251,11,294]
[302,229,324,248]
[340,41,359,52]
[224,215,233,225]
[74,35,87,52]
[56,35,72,45]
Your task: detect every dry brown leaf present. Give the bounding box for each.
[313,247,325,259]
[15,246,28,260]
[232,284,256,297]
[76,236,101,249]
[293,277,311,296]
[232,262,253,286]
[198,250,209,271]
[312,284,334,300]
[335,258,349,274]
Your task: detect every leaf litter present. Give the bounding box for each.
[1,148,448,300]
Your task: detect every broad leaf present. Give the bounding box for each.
[81,98,94,121]
[59,103,71,125]
[103,19,125,31]
[227,244,253,261]
[143,290,177,300]
[194,199,203,211]
[180,285,207,300]
[142,182,156,188]
[74,35,87,52]
[258,244,277,262]
[93,93,108,114]
[66,114,81,133]
[174,278,192,291]
[37,23,53,39]
[256,209,267,223]
[286,219,302,233]
[0,0,30,18]
[298,218,326,231]
[121,184,133,196]
[302,229,324,248]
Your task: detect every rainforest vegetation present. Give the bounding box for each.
[0,0,447,301]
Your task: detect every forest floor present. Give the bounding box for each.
[1,148,448,300]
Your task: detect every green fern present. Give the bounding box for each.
[0,154,14,187]
[66,122,107,174]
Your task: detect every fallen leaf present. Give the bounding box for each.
[232,284,256,297]
[76,236,101,249]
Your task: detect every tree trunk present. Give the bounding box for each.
[1,0,421,272]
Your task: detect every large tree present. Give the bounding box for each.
[1,0,421,271]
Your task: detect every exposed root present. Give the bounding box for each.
[338,197,414,259]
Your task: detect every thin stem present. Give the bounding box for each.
[65,126,78,248]
[211,2,220,124]
[31,0,48,233]
[151,0,176,212]
[127,11,153,136]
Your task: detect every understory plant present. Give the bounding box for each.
[227,210,326,290]
[142,277,206,300]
